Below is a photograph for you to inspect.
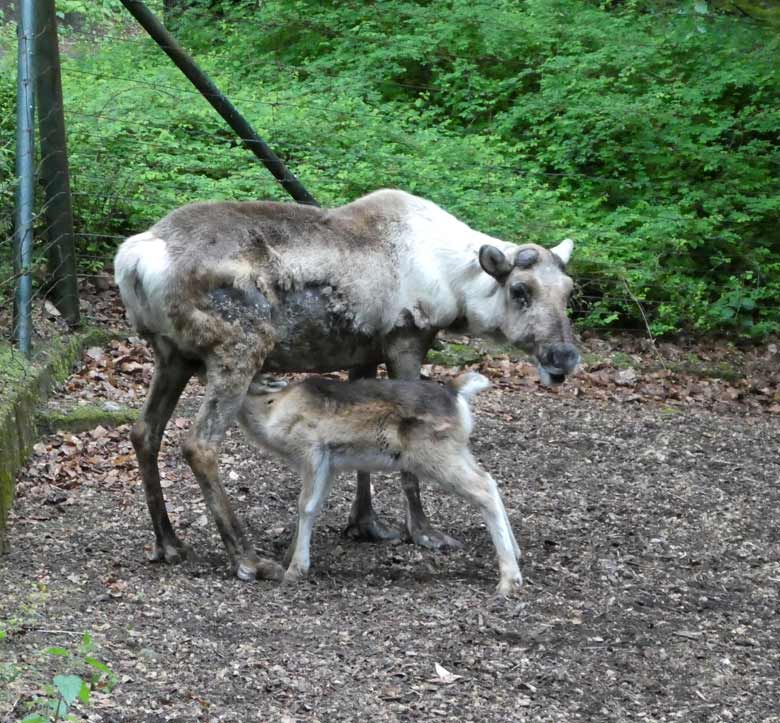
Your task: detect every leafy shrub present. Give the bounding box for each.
[1,0,778,337]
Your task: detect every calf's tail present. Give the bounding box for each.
[452,372,491,401]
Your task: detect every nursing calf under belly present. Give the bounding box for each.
[238,372,523,596]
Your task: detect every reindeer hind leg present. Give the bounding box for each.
[428,455,522,596]
[130,337,195,564]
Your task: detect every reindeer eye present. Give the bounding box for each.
[510,282,531,306]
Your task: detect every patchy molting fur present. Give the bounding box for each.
[114,190,576,368]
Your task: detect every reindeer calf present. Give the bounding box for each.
[238,372,523,596]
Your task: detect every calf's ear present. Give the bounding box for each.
[550,238,574,267]
[479,245,512,282]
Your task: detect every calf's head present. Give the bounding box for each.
[479,239,579,386]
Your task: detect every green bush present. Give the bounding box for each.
[1,0,778,337]
[1,44,17,307]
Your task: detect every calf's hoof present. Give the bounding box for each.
[148,538,187,565]
[495,572,523,598]
[343,515,401,543]
[282,562,309,584]
[405,525,463,552]
[236,553,285,582]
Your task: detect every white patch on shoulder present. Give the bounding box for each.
[114,231,173,332]
[394,194,510,334]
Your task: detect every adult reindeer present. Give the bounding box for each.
[115,189,579,581]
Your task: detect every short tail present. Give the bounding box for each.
[452,372,491,401]
[114,231,173,334]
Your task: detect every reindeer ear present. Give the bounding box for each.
[550,238,574,267]
[479,245,512,282]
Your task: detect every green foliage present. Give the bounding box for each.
[2,590,117,721]
[0,50,15,237]
[1,1,778,337]
[54,0,130,33]
[11,631,118,722]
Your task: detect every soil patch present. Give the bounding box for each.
[2,340,779,721]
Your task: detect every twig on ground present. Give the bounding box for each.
[22,627,83,636]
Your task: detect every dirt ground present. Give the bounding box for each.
[2,335,780,722]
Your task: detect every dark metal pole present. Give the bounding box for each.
[13,0,36,356]
[119,0,319,207]
[36,0,80,326]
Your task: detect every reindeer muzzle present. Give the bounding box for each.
[536,343,580,386]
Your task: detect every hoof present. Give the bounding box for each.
[148,538,187,564]
[343,515,402,543]
[282,562,308,584]
[236,554,285,582]
[495,573,523,598]
[406,526,463,551]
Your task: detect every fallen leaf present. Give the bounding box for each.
[615,368,639,386]
[91,425,108,439]
[432,662,462,685]
[675,630,703,640]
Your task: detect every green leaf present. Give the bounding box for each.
[49,696,70,717]
[47,646,71,657]
[740,297,756,311]
[54,674,85,706]
[79,679,91,705]
[20,716,46,723]
[84,655,110,674]
[81,631,94,652]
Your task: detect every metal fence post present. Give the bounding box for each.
[36,0,80,326]
[119,0,319,207]
[13,0,36,356]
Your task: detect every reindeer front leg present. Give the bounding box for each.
[343,365,401,543]
[385,328,462,551]
[285,453,335,581]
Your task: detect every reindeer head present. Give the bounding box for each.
[478,239,580,386]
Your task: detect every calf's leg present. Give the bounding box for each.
[285,454,335,581]
[343,364,401,543]
[502,505,522,561]
[429,455,522,596]
[130,339,195,564]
